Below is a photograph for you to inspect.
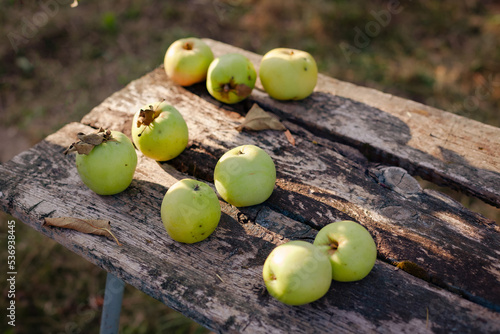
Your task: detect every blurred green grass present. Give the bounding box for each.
[1,0,499,332]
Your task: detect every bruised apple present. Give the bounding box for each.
[206,53,257,104]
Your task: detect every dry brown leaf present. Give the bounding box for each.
[76,132,105,146]
[43,217,122,246]
[64,128,114,155]
[136,105,156,128]
[67,142,95,155]
[236,103,287,132]
[284,129,296,146]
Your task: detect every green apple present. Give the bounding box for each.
[313,220,377,282]
[75,130,137,195]
[131,101,189,161]
[206,53,257,104]
[214,145,276,207]
[263,240,332,306]
[161,179,221,244]
[164,37,214,86]
[259,48,318,100]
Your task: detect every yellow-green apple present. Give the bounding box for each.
[214,145,275,207]
[206,53,257,104]
[164,37,214,86]
[161,179,221,244]
[131,101,189,161]
[75,130,137,195]
[314,220,377,282]
[259,48,318,100]
[263,240,332,306]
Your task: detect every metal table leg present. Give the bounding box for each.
[100,272,125,334]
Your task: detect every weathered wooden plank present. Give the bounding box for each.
[80,65,500,311]
[1,122,499,333]
[201,39,500,208]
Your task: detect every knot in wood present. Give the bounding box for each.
[375,166,422,196]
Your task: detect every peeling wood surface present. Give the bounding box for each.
[1,40,500,333]
[81,65,500,310]
[200,40,500,208]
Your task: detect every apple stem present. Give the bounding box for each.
[183,41,193,50]
[138,126,147,137]
[328,239,339,255]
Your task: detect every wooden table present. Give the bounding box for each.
[1,39,499,333]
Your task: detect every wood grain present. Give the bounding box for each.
[80,65,500,311]
[0,122,499,333]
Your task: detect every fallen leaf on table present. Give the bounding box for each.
[235,103,296,145]
[236,103,286,132]
[43,217,122,246]
[284,129,296,146]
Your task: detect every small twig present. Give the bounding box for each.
[216,273,224,283]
